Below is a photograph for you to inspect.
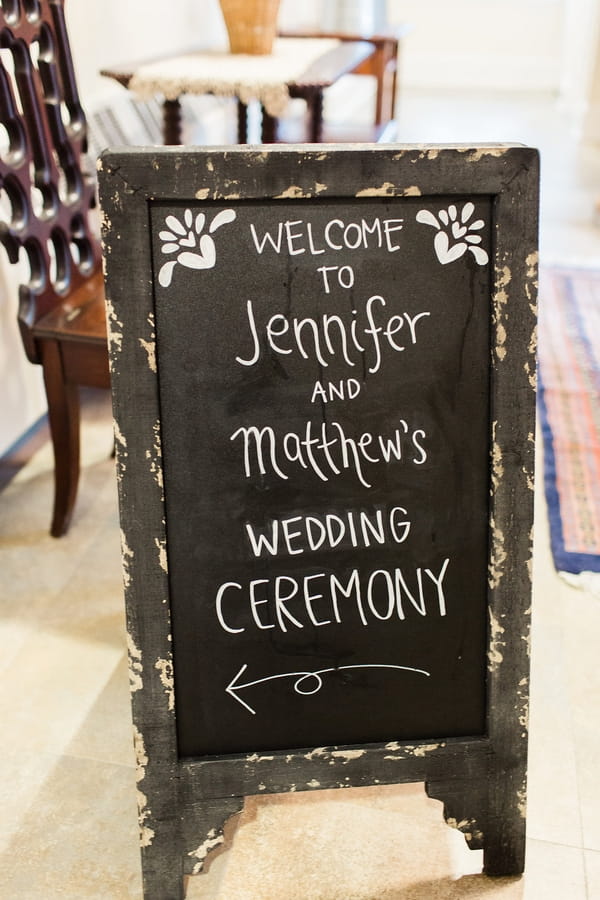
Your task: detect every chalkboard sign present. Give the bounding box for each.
[99,145,538,900]
[154,193,491,758]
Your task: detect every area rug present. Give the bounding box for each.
[537,265,600,575]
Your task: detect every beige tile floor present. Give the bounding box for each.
[2,90,600,898]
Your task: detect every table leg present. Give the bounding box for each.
[163,98,183,145]
[237,101,249,143]
[261,107,277,143]
[305,89,324,143]
[374,40,398,126]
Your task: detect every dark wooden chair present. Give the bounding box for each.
[0,0,110,536]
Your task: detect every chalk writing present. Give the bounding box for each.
[310,379,361,403]
[230,420,427,488]
[215,558,450,635]
[244,507,411,558]
[151,195,491,731]
[235,297,430,373]
[249,216,404,257]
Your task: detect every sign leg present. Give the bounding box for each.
[482,770,527,876]
[426,775,526,876]
[182,797,245,878]
[140,843,185,900]
[483,823,526,876]
[425,778,486,851]
[138,797,243,897]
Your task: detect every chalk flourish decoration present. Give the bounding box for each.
[226,662,431,715]
[416,202,488,266]
[158,208,237,287]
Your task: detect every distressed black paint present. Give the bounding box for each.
[99,145,538,899]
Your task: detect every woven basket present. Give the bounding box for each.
[219,0,280,55]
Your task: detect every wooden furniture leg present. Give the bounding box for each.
[305,89,324,142]
[40,340,80,537]
[3,1,110,535]
[369,37,398,127]
[278,28,404,140]
[163,98,183,144]
[237,100,249,142]
[259,87,324,143]
[261,107,277,142]
[426,773,526,877]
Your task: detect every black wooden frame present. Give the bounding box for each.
[98,145,538,900]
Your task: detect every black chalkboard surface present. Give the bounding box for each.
[152,196,491,756]
[99,145,538,899]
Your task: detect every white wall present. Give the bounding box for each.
[388,0,565,92]
[565,0,600,142]
[66,0,226,105]
[0,265,46,458]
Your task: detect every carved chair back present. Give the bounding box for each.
[0,0,100,363]
[0,0,109,537]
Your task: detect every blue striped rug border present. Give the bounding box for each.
[538,354,600,575]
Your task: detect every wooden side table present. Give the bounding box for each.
[101,38,377,145]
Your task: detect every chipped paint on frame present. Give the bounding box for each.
[488,515,507,592]
[113,418,127,453]
[525,251,539,390]
[383,741,445,760]
[139,311,157,373]
[524,332,537,390]
[98,145,538,890]
[145,420,164,497]
[304,746,328,761]
[120,528,134,588]
[330,749,366,763]
[246,752,275,764]
[411,743,444,757]
[527,523,535,580]
[105,294,124,356]
[516,781,527,819]
[155,657,175,712]
[155,536,168,575]
[446,816,484,845]
[490,422,504,494]
[128,631,143,693]
[517,675,529,737]
[188,829,225,876]
[488,609,506,671]
[275,183,327,199]
[133,725,155,847]
[493,264,511,362]
[464,147,506,161]
[355,182,395,197]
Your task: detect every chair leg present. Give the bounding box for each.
[39,339,80,537]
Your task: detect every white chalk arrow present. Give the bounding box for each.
[226,662,431,715]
